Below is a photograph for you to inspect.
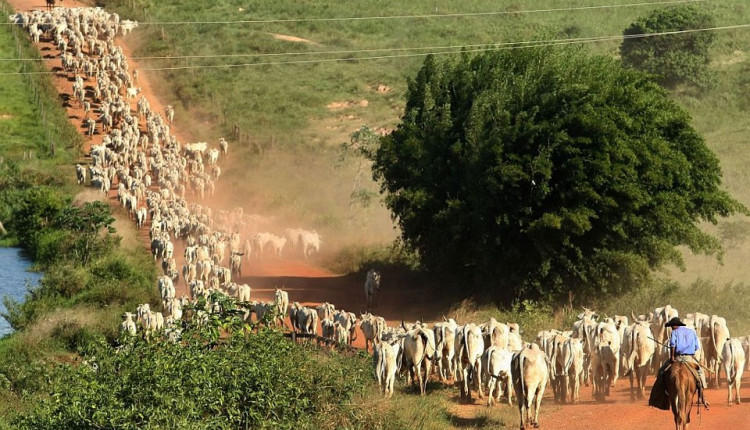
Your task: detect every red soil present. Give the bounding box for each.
[9,0,750,427]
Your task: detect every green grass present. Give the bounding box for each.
[0,5,82,170]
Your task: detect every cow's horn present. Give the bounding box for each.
[631,310,637,322]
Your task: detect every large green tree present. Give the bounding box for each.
[372,46,744,300]
[620,5,716,90]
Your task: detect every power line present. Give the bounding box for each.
[125,0,708,25]
[1,0,704,26]
[2,21,747,64]
[1,22,748,75]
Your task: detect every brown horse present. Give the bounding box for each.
[665,361,698,430]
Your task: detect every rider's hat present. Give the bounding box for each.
[664,317,686,327]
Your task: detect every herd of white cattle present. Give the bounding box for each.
[11,6,750,430]
[367,306,749,428]
[12,9,324,268]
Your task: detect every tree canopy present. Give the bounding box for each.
[620,5,716,90]
[372,46,745,301]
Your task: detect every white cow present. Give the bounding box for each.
[593,320,620,398]
[189,280,205,302]
[230,252,242,277]
[75,163,86,184]
[360,313,386,353]
[236,283,251,303]
[741,336,750,371]
[321,317,335,341]
[120,19,138,35]
[158,276,175,303]
[165,104,175,124]
[334,310,357,346]
[120,312,137,336]
[562,337,585,404]
[299,230,321,258]
[549,332,570,403]
[721,338,746,405]
[274,289,289,328]
[364,269,381,311]
[269,235,286,258]
[512,344,549,430]
[316,302,335,323]
[456,323,485,401]
[165,297,183,321]
[375,341,402,398]
[126,86,141,99]
[333,320,349,345]
[296,306,319,336]
[484,345,513,406]
[252,301,276,325]
[708,314,730,387]
[403,325,436,395]
[623,321,655,399]
[434,317,458,381]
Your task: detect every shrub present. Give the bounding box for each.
[15,327,384,430]
[620,5,717,90]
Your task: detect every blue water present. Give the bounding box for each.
[0,248,41,337]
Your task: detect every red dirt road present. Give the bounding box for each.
[8,0,750,427]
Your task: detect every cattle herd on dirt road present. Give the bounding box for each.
[9,6,750,430]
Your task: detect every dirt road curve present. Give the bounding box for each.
[8,0,750,428]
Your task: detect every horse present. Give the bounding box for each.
[665,360,698,430]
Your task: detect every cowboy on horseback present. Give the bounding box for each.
[652,316,709,409]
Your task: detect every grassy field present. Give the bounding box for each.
[97,0,750,282]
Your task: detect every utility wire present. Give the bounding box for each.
[119,0,708,25]
[1,0,705,26]
[1,21,747,63]
[1,22,748,75]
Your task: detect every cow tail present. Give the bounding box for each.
[519,352,527,405]
[727,341,735,385]
[629,327,638,369]
[418,330,431,362]
[710,316,718,360]
[463,327,471,364]
[563,343,573,375]
[551,337,561,378]
[379,345,387,381]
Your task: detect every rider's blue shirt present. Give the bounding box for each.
[669,326,700,355]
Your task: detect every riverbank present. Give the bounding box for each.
[0,248,40,337]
